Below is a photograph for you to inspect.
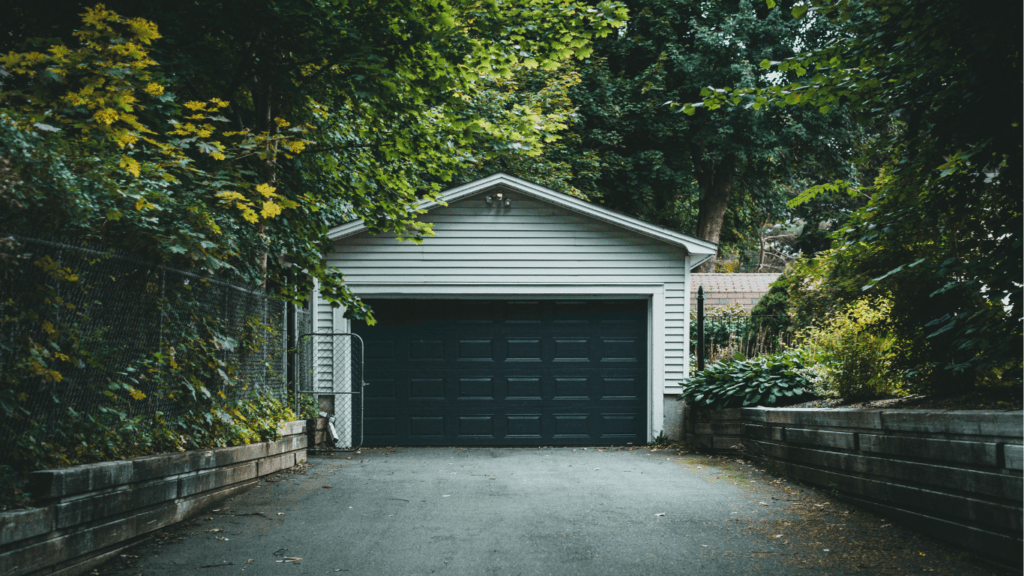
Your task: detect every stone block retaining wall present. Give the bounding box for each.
[0,421,307,576]
[684,406,1023,566]
[306,417,330,449]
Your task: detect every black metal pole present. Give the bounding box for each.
[697,286,705,372]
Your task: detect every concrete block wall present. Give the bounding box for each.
[0,421,307,576]
[306,417,330,449]
[685,407,1023,566]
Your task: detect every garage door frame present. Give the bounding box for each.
[337,283,666,443]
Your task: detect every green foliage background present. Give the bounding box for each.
[696,0,1022,391]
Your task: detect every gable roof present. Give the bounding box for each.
[327,173,717,269]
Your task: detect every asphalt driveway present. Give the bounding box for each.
[96,447,1003,576]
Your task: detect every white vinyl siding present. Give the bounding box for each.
[326,191,692,391]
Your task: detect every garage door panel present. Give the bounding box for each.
[408,339,445,360]
[506,415,543,438]
[600,413,641,437]
[552,414,590,438]
[365,416,396,437]
[354,299,646,446]
[599,337,642,362]
[408,378,445,400]
[457,416,496,438]
[600,377,641,399]
[456,377,496,400]
[504,301,543,323]
[506,339,542,361]
[506,377,543,400]
[456,339,497,361]
[364,378,396,399]
[364,340,396,360]
[409,416,445,438]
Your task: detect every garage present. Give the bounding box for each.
[353,299,647,446]
[315,173,716,445]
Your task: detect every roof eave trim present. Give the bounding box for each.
[327,173,717,256]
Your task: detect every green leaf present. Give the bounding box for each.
[766,0,776,7]
[792,5,808,18]
[759,59,772,69]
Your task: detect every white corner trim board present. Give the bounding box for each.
[327,173,716,270]
[343,282,667,442]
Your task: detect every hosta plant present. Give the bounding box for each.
[678,349,818,411]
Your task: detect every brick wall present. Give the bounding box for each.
[0,421,307,576]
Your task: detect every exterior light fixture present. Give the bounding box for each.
[485,191,511,207]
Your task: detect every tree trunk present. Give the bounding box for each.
[690,145,737,272]
[757,218,768,272]
[256,80,277,291]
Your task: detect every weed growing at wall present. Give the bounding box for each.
[293,392,320,420]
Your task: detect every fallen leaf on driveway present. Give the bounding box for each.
[594,468,600,470]
[655,513,665,517]
[323,485,332,488]
[276,557,302,563]
[204,528,223,533]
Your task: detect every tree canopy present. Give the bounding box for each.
[695,0,1021,389]
[520,0,864,270]
[1,0,627,318]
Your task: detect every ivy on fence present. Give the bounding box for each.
[0,235,303,508]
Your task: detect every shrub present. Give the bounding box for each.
[678,349,819,411]
[801,296,905,400]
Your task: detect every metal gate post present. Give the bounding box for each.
[296,332,364,451]
[697,286,705,372]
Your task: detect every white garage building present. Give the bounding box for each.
[312,173,715,446]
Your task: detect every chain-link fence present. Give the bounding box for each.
[296,333,363,449]
[0,234,291,471]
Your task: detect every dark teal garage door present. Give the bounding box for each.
[352,299,647,446]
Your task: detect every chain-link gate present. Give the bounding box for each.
[296,333,364,450]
